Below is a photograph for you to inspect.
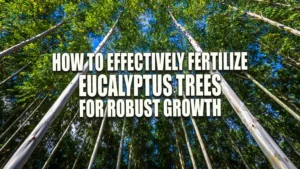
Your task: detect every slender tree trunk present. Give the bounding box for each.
[190,116,212,169]
[169,11,297,169]
[0,94,48,153]
[127,139,133,169]
[283,56,300,68]
[180,117,197,169]
[127,119,136,169]
[3,14,121,169]
[228,5,300,37]
[182,94,212,169]
[0,140,23,169]
[42,110,79,169]
[72,136,87,169]
[116,118,126,169]
[222,118,250,169]
[0,21,64,58]
[244,72,300,121]
[0,62,31,85]
[227,132,250,169]
[277,92,300,113]
[172,120,185,169]
[0,93,41,135]
[88,106,108,169]
[254,0,300,9]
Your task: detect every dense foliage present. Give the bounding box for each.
[0,0,299,168]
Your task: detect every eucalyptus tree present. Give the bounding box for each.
[243,72,300,121]
[3,12,122,169]
[168,10,297,168]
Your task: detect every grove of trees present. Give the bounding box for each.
[0,0,299,168]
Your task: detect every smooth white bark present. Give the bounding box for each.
[4,15,120,169]
[0,93,41,139]
[180,117,197,169]
[172,120,185,169]
[228,132,250,169]
[190,117,212,169]
[0,21,64,58]
[182,94,212,169]
[116,118,126,169]
[72,135,88,169]
[87,106,108,169]
[127,139,133,169]
[229,5,300,37]
[169,11,297,169]
[0,94,48,153]
[0,62,31,85]
[42,110,79,169]
[245,72,300,121]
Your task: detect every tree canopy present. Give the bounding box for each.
[0,0,300,168]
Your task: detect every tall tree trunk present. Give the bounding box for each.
[87,106,108,169]
[222,118,250,169]
[0,140,23,169]
[116,118,126,169]
[72,136,88,169]
[190,116,212,169]
[0,93,41,135]
[180,117,197,169]
[228,5,300,37]
[227,132,250,169]
[182,94,212,169]
[244,72,300,121]
[3,14,121,169]
[254,0,300,9]
[282,55,300,68]
[127,119,136,169]
[0,62,31,85]
[0,21,64,58]
[127,136,133,169]
[172,120,185,169]
[284,136,300,157]
[0,94,48,153]
[169,11,297,169]
[276,92,300,113]
[42,110,79,169]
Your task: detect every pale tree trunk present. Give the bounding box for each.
[277,92,300,113]
[0,93,41,136]
[42,110,79,169]
[3,14,121,169]
[284,137,300,157]
[190,117,212,169]
[171,120,185,169]
[169,11,297,169]
[116,118,126,169]
[180,117,197,169]
[228,5,300,37]
[283,56,300,68]
[72,131,89,169]
[223,119,250,169]
[127,120,136,169]
[87,106,108,169]
[254,0,300,9]
[182,94,212,169]
[0,94,48,153]
[127,134,133,169]
[227,132,250,169]
[0,62,31,85]
[127,145,132,169]
[0,140,23,169]
[0,21,64,58]
[72,145,83,169]
[244,72,300,121]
